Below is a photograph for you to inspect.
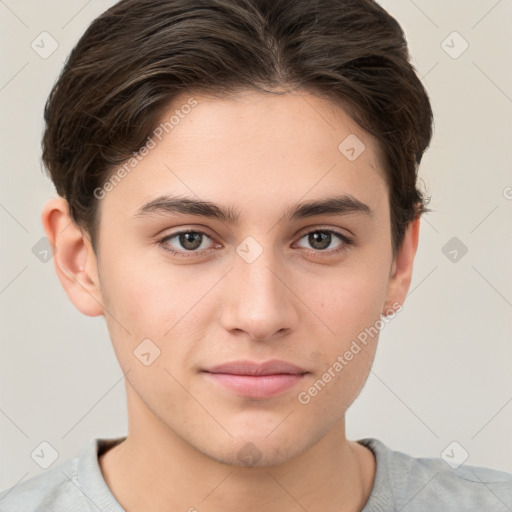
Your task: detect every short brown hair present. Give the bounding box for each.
[42,0,433,256]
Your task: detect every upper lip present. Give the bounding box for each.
[203,360,308,376]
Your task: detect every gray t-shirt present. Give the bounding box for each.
[1,436,511,511]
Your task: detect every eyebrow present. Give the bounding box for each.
[133,193,373,223]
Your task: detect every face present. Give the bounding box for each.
[55,89,414,467]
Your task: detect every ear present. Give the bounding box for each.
[41,197,104,317]
[382,216,421,315]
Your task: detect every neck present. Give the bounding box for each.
[99,388,375,512]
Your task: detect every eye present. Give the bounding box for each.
[295,229,353,254]
[158,227,353,259]
[159,230,218,258]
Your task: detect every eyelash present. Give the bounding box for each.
[158,228,353,259]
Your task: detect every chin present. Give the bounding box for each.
[197,434,312,468]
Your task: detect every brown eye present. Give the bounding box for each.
[308,232,332,250]
[296,229,352,253]
[178,232,203,250]
[160,230,216,256]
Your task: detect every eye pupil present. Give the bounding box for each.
[180,232,202,250]
[309,232,331,250]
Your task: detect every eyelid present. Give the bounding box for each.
[294,225,352,242]
[292,228,353,255]
[158,226,353,257]
[159,229,220,254]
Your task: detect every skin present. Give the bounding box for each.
[42,89,420,512]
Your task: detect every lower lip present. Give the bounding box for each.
[203,372,306,398]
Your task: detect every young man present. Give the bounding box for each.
[1,0,511,510]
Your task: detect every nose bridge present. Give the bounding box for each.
[221,234,296,339]
[234,234,284,304]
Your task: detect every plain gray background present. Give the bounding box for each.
[1,0,511,492]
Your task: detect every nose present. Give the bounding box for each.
[219,241,299,342]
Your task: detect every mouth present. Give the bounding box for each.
[201,359,309,399]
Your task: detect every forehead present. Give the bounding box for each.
[100,89,389,224]
[160,89,381,167]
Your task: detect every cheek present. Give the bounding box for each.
[98,251,216,370]
[313,350,376,415]
[299,299,381,417]
[314,265,389,340]
[303,256,390,389]
[100,245,187,331]
[96,251,169,372]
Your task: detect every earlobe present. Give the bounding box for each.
[41,197,104,317]
[382,216,421,315]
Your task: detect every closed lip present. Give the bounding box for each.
[203,359,308,376]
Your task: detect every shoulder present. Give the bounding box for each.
[0,456,85,512]
[0,437,125,512]
[359,438,512,512]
